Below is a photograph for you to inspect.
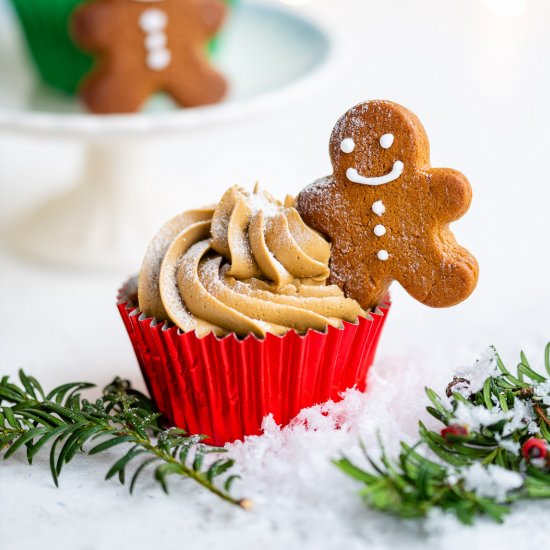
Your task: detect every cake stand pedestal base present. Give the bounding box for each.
[12,140,160,270]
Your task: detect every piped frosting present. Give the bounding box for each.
[138,185,365,338]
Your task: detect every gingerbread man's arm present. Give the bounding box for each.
[295,177,338,240]
[197,0,227,36]
[427,168,472,223]
[71,1,116,52]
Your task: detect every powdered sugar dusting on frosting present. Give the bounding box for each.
[246,190,280,217]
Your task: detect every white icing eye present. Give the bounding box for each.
[380,134,394,149]
[340,138,355,154]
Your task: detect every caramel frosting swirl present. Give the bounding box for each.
[138,185,365,338]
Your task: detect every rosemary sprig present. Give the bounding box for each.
[0,371,250,509]
[335,343,550,524]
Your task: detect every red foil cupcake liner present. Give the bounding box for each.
[118,280,390,446]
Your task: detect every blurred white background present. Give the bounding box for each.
[0,0,549,548]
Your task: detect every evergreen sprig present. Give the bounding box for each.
[335,343,550,524]
[0,371,250,509]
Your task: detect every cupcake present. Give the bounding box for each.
[118,99,478,445]
[10,0,234,98]
[119,185,390,445]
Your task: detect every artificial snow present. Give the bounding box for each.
[501,398,536,437]
[461,463,523,503]
[452,389,536,438]
[495,435,520,455]
[534,380,550,406]
[527,421,540,434]
[453,401,509,431]
[452,347,500,397]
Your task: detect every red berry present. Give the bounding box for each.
[441,425,469,442]
[521,438,547,461]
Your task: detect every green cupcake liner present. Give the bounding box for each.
[10,0,237,96]
[9,0,93,95]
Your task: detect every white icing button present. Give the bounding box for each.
[372,200,385,216]
[374,224,386,237]
[380,133,394,149]
[377,250,389,261]
[340,138,355,153]
[147,49,171,71]
[145,31,167,50]
[139,9,168,32]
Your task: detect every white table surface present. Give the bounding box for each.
[1,0,549,549]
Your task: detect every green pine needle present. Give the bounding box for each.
[0,372,250,509]
[335,343,550,524]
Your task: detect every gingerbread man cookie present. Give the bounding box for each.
[71,0,228,113]
[296,100,479,310]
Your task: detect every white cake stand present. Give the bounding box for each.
[0,1,333,269]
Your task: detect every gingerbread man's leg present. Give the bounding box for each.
[80,67,156,114]
[164,58,227,108]
[395,167,478,307]
[398,239,479,308]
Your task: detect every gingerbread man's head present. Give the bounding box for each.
[297,100,479,310]
[330,100,430,187]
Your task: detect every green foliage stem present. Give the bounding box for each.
[335,343,550,524]
[0,372,250,509]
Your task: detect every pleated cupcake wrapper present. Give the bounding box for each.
[9,0,236,96]
[118,280,390,446]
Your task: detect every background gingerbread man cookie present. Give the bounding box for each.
[72,0,228,114]
[296,100,479,310]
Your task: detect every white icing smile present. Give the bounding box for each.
[346,160,404,186]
